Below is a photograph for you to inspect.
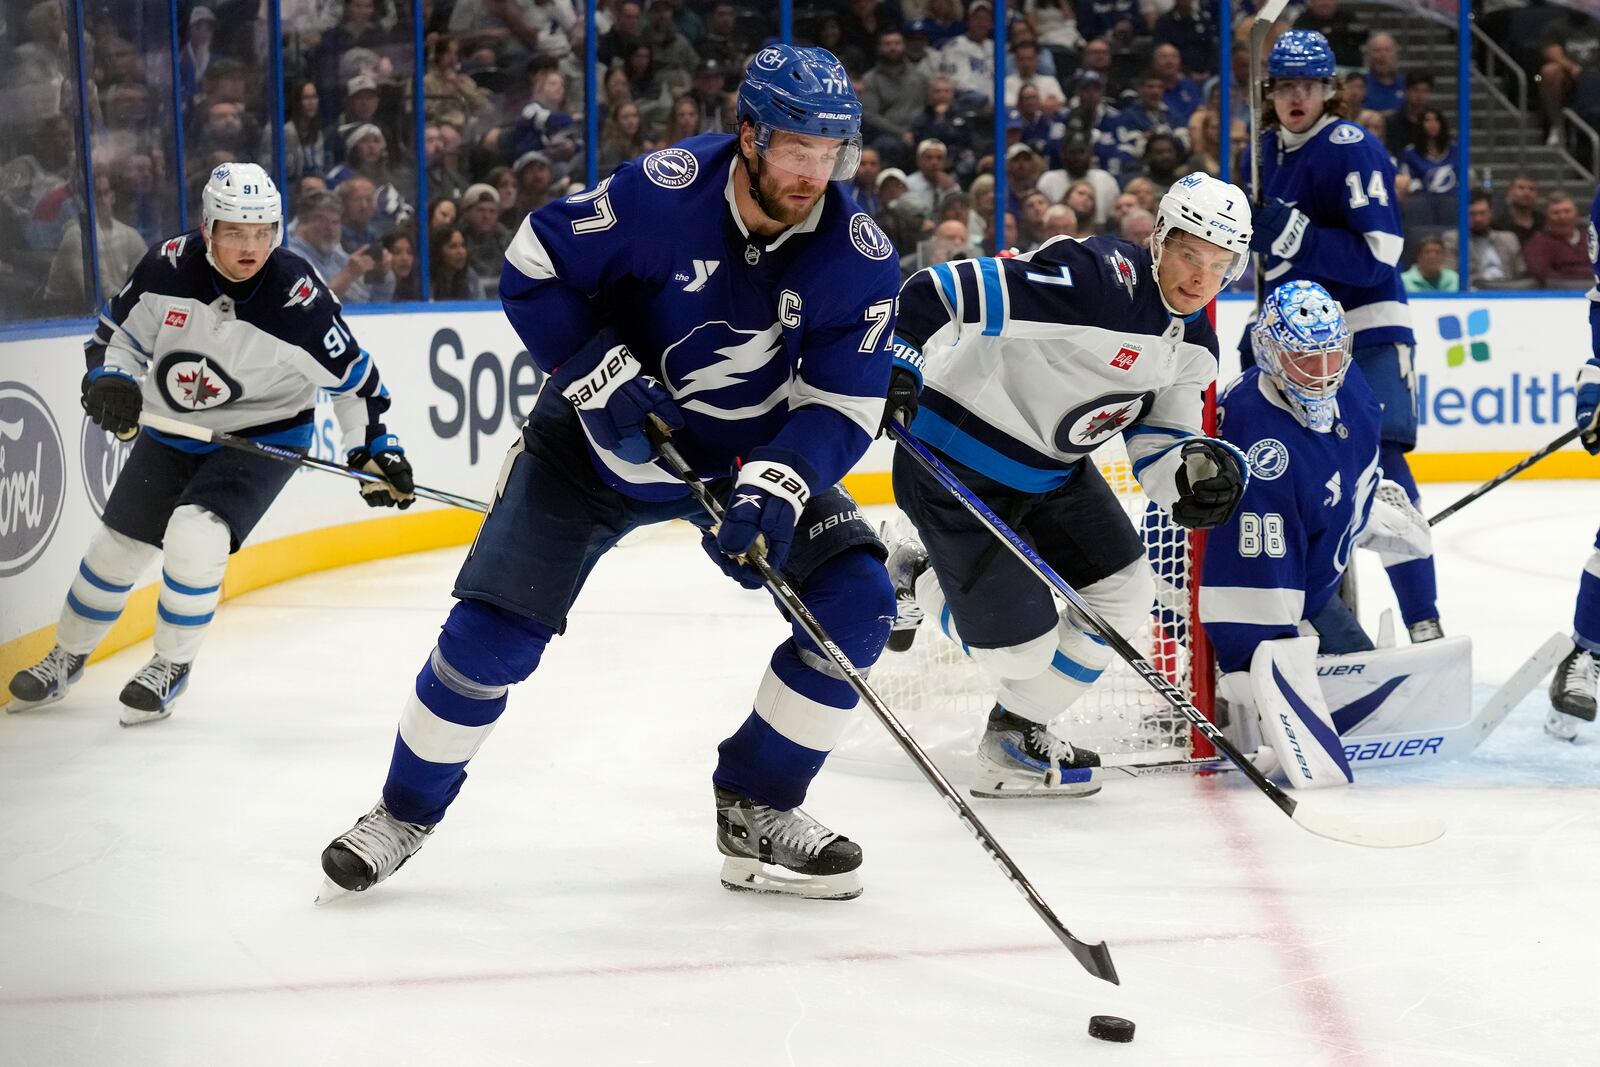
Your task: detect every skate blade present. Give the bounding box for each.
[118,705,174,727]
[719,857,862,901]
[971,753,1101,799]
[6,692,67,714]
[314,877,353,905]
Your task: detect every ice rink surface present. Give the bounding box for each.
[3,480,1600,1066]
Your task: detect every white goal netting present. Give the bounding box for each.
[831,434,1215,781]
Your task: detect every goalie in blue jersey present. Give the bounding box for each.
[1246,29,1443,645]
[319,46,902,902]
[1201,280,1438,789]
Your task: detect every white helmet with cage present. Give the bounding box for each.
[1151,172,1253,298]
[200,162,282,266]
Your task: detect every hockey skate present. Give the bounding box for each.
[1408,618,1444,643]
[880,518,929,653]
[118,656,191,726]
[714,786,863,900]
[6,645,87,713]
[317,800,435,903]
[1546,646,1598,742]
[973,705,1103,799]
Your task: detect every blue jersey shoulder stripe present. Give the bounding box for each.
[978,257,1005,337]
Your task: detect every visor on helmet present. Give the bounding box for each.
[752,123,862,181]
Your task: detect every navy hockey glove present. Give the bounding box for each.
[1248,197,1310,260]
[711,451,813,585]
[878,335,925,437]
[1172,438,1246,529]
[562,340,683,464]
[347,434,416,509]
[1577,363,1600,455]
[81,368,142,438]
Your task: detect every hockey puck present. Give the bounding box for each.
[1087,1015,1136,1043]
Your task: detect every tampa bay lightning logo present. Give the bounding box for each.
[1247,437,1290,480]
[849,213,894,260]
[660,321,787,419]
[1329,124,1364,145]
[155,352,243,412]
[1053,391,1154,452]
[642,148,698,189]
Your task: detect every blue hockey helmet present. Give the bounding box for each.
[1267,30,1337,82]
[737,44,863,181]
[1251,280,1352,433]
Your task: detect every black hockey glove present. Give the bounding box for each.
[347,434,416,509]
[879,366,921,437]
[81,369,142,437]
[1248,197,1309,259]
[1171,438,1246,530]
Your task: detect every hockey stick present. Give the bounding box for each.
[136,412,490,513]
[1248,0,1291,312]
[644,420,1119,986]
[888,419,1445,849]
[1426,426,1582,527]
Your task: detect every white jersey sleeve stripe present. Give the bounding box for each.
[505,215,557,280]
[1363,230,1404,267]
[1343,301,1412,334]
[790,377,883,436]
[1199,585,1307,628]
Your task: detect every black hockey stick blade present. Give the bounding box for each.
[1427,426,1582,526]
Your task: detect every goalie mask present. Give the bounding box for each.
[1252,280,1352,434]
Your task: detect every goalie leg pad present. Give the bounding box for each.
[1251,636,1354,789]
[1572,535,1600,654]
[152,504,230,664]
[57,525,161,655]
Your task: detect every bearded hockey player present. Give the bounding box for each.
[319,46,901,902]
[880,171,1251,798]
[6,163,413,725]
[1246,29,1442,644]
[1200,280,1437,789]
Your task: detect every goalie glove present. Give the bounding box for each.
[1356,479,1432,560]
[1171,438,1247,529]
[347,434,416,509]
[1576,363,1600,455]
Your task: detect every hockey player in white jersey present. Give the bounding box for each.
[6,163,413,725]
[882,172,1252,797]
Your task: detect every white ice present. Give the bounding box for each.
[3,480,1600,1066]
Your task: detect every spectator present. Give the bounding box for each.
[430,223,487,300]
[862,30,930,165]
[644,0,699,73]
[1041,203,1080,240]
[425,35,494,133]
[874,168,922,252]
[901,24,941,80]
[667,95,702,145]
[511,150,569,217]
[487,165,521,227]
[1119,206,1155,246]
[384,229,421,301]
[1061,70,1117,146]
[287,189,393,303]
[902,218,980,278]
[44,170,147,308]
[625,42,679,130]
[903,138,959,217]
[906,0,965,49]
[1185,105,1239,179]
[1538,9,1600,146]
[338,74,395,151]
[1097,70,1186,179]
[1110,189,1139,230]
[1037,134,1118,226]
[281,79,332,186]
[1010,85,1064,165]
[1077,37,1119,96]
[1361,33,1405,114]
[1078,0,1139,44]
[687,59,732,135]
[1294,0,1366,68]
[599,101,657,175]
[939,1,997,108]
[995,210,1019,254]
[1356,109,1393,163]
[448,0,577,73]
[1442,190,1528,289]
[1141,132,1191,199]
[1005,40,1065,109]
[698,2,745,67]
[1523,193,1594,286]
[850,147,884,214]
[1495,174,1544,248]
[290,175,330,228]
[1385,73,1434,157]
[1062,180,1100,236]
[428,121,470,203]
[841,0,891,76]
[966,173,998,247]
[1341,71,1367,116]
[178,6,217,113]
[1030,0,1085,57]
[460,183,513,287]
[1003,143,1046,213]
[1017,189,1053,252]
[1004,21,1060,80]
[913,78,982,168]
[1400,109,1456,196]
[1154,0,1217,78]
[1123,176,1158,215]
[338,175,387,252]
[601,64,634,119]
[190,99,254,164]
[1151,43,1202,127]
[599,1,644,66]
[427,196,458,232]
[1401,237,1459,292]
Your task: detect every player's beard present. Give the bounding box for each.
[755,161,825,226]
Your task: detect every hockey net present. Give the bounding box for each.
[830,392,1218,781]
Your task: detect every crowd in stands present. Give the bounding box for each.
[2,0,1599,319]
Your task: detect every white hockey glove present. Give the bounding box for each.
[1356,479,1432,560]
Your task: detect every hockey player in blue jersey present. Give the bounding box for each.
[880,172,1253,798]
[1246,29,1444,644]
[6,163,413,725]
[320,46,901,901]
[1546,188,1600,741]
[1200,280,1434,786]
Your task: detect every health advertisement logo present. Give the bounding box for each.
[1438,309,1490,368]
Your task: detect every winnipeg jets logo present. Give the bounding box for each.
[161,235,187,268]
[1054,391,1155,452]
[1324,470,1342,507]
[683,259,720,292]
[155,353,242,412]
[1106,250,1138,301]
[660,321,786,419]
[643,148,698,189]
[1247,438,1290,481]
[284,275,319,309]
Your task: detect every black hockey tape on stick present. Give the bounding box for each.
[643,416,1121,987]
[136,412,490,513]
[1427,426,1582,527]
[887,418,1445,849]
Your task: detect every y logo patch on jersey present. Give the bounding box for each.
[1105,250,1138,301]
[1247,438,1290,481]
[1109,344,1141,371]
[682,259,720,292]
[284,275,319,309]
[1053,391,1154,452]
[849,213,894,260]
[643,147,698,189]
[160,235,187,268]
[163,306,190,329]
[155,352,243,412]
